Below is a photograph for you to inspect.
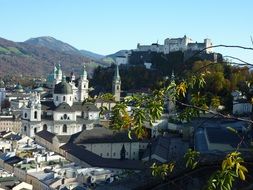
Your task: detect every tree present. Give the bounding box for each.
[110,44,253,189]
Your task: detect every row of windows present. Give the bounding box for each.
[100,151,135,157]
[24,124,87,134]
[56,96,72,102]
[23,124,62,133]
[24,111,37,119]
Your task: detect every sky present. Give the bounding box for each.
[1,0,253,62]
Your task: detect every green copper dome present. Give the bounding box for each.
[15,83,24,92]
[54,76,73,94]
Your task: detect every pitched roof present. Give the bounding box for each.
[142,136,170,162]
[4,156,23,165]
[36,130,56,143]
[72,102,100,112]
[54,102,74,112]
[71,127,139,144]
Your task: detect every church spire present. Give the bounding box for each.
[114,63,120,81]
[112,64,121,102]
[80,63,87,80]
[171,70,175,83]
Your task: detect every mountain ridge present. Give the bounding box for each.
[0,36,109,76]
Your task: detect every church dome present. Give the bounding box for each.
[15,83,24,93]
[54,77,73,94]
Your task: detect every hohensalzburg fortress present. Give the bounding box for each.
[136,35,213,54]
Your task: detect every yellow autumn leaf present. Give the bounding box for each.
[239,165,248,173]
[239,170,245,181]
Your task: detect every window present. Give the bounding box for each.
[117,85,119,90]
[34,128,37,134]
[63,124,67,133]
[84,84,86,88]
[64,114,67,119]
[24,113,27,118]
[63,96,66,101]
[70,96,71,101]
[113,152,116,156]
[82,124,86,130]
[24,126,27,132]
[34,111,37,119]
[43,124,47,131]
[56,96,58,101]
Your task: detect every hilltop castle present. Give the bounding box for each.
[136,35,213,54]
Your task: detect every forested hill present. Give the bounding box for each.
[0,37,108,76]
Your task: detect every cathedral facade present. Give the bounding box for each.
[21,64,98,137]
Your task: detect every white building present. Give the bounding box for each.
[231,91,252,115]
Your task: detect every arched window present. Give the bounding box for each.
[24,126,27,132]
[64,114,67,120]
[34,128,37,134]
[43,124,47,131]
[56,96,58,101]
[63,96,66,101]
[24,113,27,118]
[34,111,37,119]
[63,124,67,133]
[82,124,86,130]
[117,85,119,90]
[81,111,84,118]
[84,84,86,88]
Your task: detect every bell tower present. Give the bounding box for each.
[78,64,89,102]
[112,64,121,102]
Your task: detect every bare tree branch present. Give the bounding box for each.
[176,100,253,124]
[185,44,253,64]
[223,56,253,66]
